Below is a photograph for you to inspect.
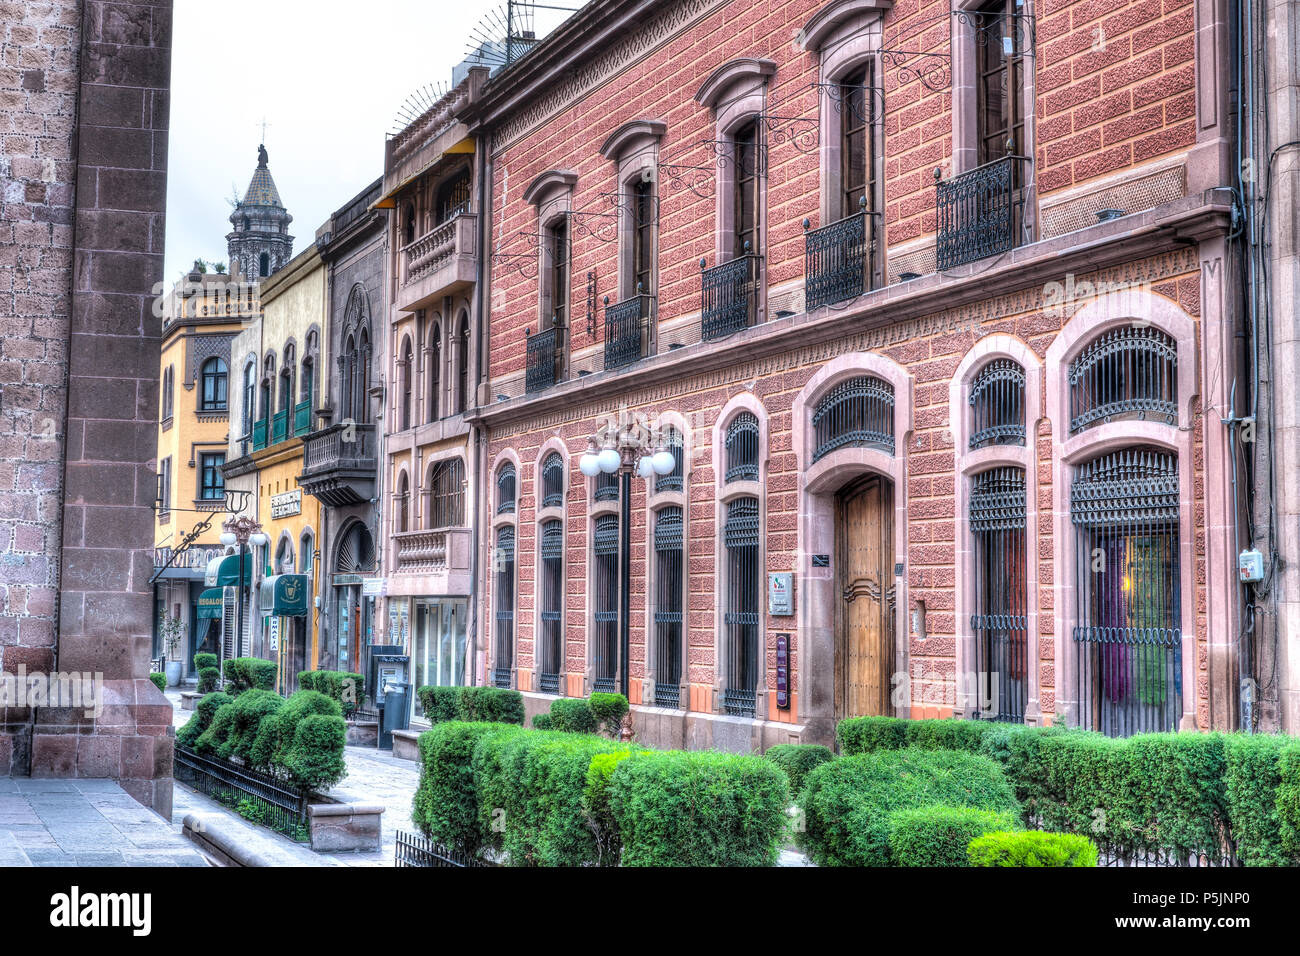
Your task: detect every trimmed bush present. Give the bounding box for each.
[886,806,1019,867]
[298,670,365,713]
[193,652,218,671]
[249,690,341,770]
[1225,735,1294,866]
[837,715,1052,759]
[222,657,277,695]
[548,698,598,734]
[531,713,553,730]
[414,685,526,726]
[196,667,221,694]
[588,692,629,736]
[149,671,167,693]
[282,714,347,790]
[837,715,909,755]
[609,751,790,866]
[202,689,283,762]
[799,748,1019,866]
[1278,741,1300,856]
[968,830,1098,867]
[419,686,464,724]
[764,744,834,798]
[584,750,639,863]
[411,722,526,856]
[176,692,232,749]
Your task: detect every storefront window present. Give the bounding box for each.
[411,599,468,719]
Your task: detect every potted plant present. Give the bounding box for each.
[159,612,186,687]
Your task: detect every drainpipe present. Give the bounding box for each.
[469,131,492,686]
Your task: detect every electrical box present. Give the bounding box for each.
[1238,548,1265,584]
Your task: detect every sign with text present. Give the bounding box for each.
[270,489,301,519]
[768,572,794,616]
[776,633,790,709]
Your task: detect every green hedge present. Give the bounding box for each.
[588,693,629,735]
[548,698,598,734]
[193,652,220,693]
[149,672,167,693]
[886,806,1019,867]
[1225,735,1295,865]
[414,685,525,726]
[222,657,277,695]
[193,652,218,671]
[1278,741,1300,857]
[799,748,1020,866]
[764,743,834,798]
[608,751,790,866]
[298,670,365,713]
[412,722,526,857]
[532,713,553,730]
[968,830,1098,867]
[176,692,232,749]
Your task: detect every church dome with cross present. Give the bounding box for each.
[226,143,294,280]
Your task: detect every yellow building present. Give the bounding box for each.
[223,242,328,693]
[151,263,260,681]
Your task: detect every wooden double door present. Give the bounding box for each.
[836,474,896,719]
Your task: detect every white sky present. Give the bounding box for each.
[163,0,521,282]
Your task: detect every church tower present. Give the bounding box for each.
[226,143,294,280]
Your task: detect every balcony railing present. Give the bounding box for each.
[604,293,651,370]
[935,154,1029,271]
[701,253,760,341]
[805,209,871,311]
[301,421,377,473]
[271,408,289,445]
[392,528,472,576]
[252,418,268,451]
[402,213,476,287]
[525,326,562,394]
[293,400,312,437]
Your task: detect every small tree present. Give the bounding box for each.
[159,612,186,660]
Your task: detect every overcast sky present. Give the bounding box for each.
[163,0,563,282]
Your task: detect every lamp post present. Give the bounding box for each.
[579,415,676,698]
[219,491,268,663]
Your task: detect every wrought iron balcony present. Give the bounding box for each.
[252,418,268,451]
[603,292,651,370]
[804,208,872,311]
[299,422,377,506]
[935,155,1030,271]
[525,325,563,394]
[293,400,312,437]
[701,252,760,341]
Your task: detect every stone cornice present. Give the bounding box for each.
[799,0,893,52]
[695,57,777,110]
[600,119,668,160]
[523,169,579,206]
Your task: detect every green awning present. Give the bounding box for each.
[196,588,225,619]
[260,574,309,617]
[205,554,251,588]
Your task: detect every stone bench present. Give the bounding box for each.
[345,719,379,748]
[306,798,384,853]
[180,691,203,711]
[392,728,422,762]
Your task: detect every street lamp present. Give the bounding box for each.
[220,501,268,662]
[578,416,676,699]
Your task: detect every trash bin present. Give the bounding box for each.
[379,681,410,750]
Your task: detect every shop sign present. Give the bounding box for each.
[270,489,301,519]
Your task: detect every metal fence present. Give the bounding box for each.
[174,746,308,838]
[804,210,869,311]
[701,254,759,341]
[394,829,495,867]
[935,154,1027,271]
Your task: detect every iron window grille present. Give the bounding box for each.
[723,497,760,717]
[811,376,895,461]
[496,463,516,515]
[969,358,1026,449]
[655,427,685,493]
[594,470,619,502]
[525,325,562,393]
[538,520,564,694]
[1070,447,1182,737]
[935,154,1029,271]
[701,252,760,341]
[970,466,1028,722]
[1068,325,1178,434]
[653,506,684,708]
[724,412,761,483]
[426,458,465,528]
[436,170,472,224]
[540,452,565,508]
[199,453,226,501]
[604,292,650,369]
[493,526,515,689]
[592,514,620,694]
[805,207,871,311]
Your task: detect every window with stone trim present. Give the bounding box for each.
[653,505,685,708]
[200,357,228,411]
[426,458,465,529]
[493,526,516,688]
[199,452,226,501]
[724,412,760,483]
[722,496,761,717]
[538,519,565,694]
[496,462,516,515]
[592,514,619,694]
[540,452,565,508]
[969,358,1026,448]
[969,465,1028,722]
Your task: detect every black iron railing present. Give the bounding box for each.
[935,155,1029,270]
[805,210,871,310]
[395,829,495,867]
[1068,326,1178,434]
[525,326,562,393]
[174,746,308,839]
[970,467,1028,723]
[701,253,760,341]
[969,359,1026,449]
[811,376,895,461]
[604,293,651,369]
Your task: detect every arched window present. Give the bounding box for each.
[426,458,465,529]
[161,366,174,421]
[594,471,619,502]
[427,322,441,423]
[395,472,410,533]
[539,519,565,693]
[592,514,619,693]
[242,359,255,438]
[722,496,761,717]
[493,526,515,688]
[970,466,1028,722]
[200,357,228,411]
[456,313,470,413]
[400,336,413,431]
[335,521,376,574]
[404,202,417,246]
[496,462,516,515]
[300,531,314,576]
[357,327,371,424]
[653,506,684,707]
[280,343,295,414]
[540,452,565,508]
[260,353,275,420]
[724,412,760,482]
[259,252,270,277]
[969,359,1025,448]
[655,427,684,493]
[302,330,317,411]
[436,169,471,223]
[1070,446,1181,736]
[811,376,894,461]
[1068,326,1178,434]
[275,536,295,575]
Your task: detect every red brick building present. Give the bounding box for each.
[434,0,1244,750]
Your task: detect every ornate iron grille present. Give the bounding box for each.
[174,747,308,839]
[525,326,561,393]
[653,506,684,708]
[970,467,1028,722]
[812,376,895,461]
[540,452,565,508]
[969,359,1026,449]
[538,520,564,694]
[655,427,685,493]
[426,458,465,528]
[936,154,1027,270]
[493,526,515,689]
[394,829,494,868]
[496,463,516,515]
[805,209,870,310]
[592,515,620,694]
[1071,447,1181,737]
[701,253,759,340]
[1068,326,1178,434]
[604,293,649,369]
[594,471,619,502]
[723,497,760,717]
[724,412,760,483]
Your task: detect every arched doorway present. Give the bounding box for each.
[334,520,376,679]
[835,474,895,719]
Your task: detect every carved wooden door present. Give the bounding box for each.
[837,475,895,718]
